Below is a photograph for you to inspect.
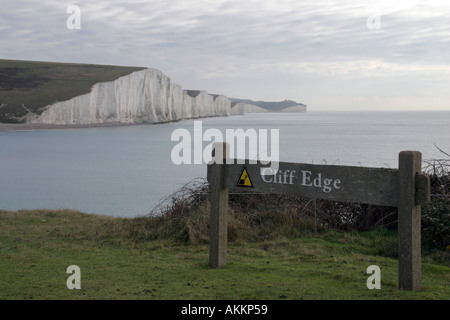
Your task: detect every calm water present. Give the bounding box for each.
[0,111,449,217]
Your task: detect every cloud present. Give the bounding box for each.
[1,0,449,109]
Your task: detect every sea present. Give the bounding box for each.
[0,111,449,217]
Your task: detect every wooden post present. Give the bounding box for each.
[207,142,229,268]
[398,151,422,291]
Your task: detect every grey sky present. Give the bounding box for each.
[1,0,449,110]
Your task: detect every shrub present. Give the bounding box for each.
[422,147,450,250]
[422,199,450,250]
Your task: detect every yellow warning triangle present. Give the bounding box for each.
[236,167,253,188]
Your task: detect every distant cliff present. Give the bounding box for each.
[230,103,269,115]
[29,69,230,125]
[279,105,307,112]
[230,98,307,113]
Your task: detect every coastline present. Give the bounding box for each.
[0,121,159,132]
[0,114,237,132]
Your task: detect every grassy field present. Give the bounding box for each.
[0,59,145,122]
[0,209,448,300]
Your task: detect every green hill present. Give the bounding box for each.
[0,59,145,123]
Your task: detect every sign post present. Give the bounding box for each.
[207,143,430,291]
[207,143,229,268]
[398,151,429,291]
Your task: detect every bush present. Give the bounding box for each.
[422,199,450,250]
[313,201,397,232]
[422,147,450,250]
[123,178,210,243]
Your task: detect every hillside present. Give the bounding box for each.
[0,207,448,300]
[0,166,448,300]
[0,59,146,123]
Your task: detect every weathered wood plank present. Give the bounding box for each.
[224,160,399,207]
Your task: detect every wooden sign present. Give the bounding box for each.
[207,143,430,291]
[225,162,400,207]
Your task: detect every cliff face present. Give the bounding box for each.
[31,68,231,125]
[280,105,307,112]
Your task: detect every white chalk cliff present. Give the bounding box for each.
[280,105,307,112]
[31,68,231,125]
[230,103,269,115]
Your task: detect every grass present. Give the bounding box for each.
[0,59,145,122]
[1,209,449,300]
